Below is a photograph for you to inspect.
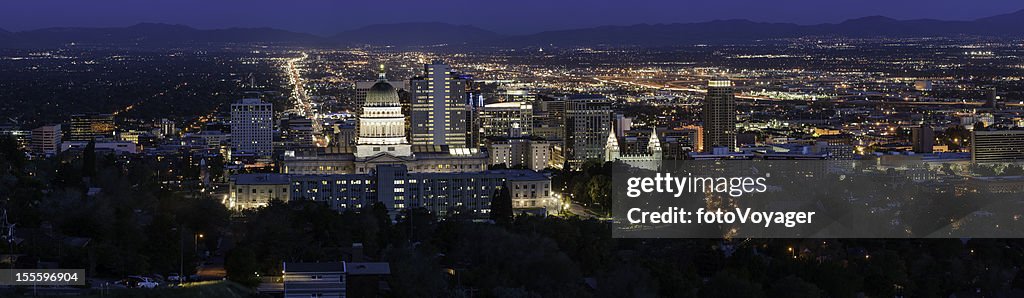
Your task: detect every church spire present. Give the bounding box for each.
[604,128,620,162]
[648,127,662,153]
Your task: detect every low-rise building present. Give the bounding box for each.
[230,165,555,216]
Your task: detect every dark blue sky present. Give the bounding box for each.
[2,0,1022,35]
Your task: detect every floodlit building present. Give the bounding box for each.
[30,124,61,156]
[228,174,291,210]
[605,127,662,170]
[486,138,552,171]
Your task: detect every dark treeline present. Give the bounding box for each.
[226,194,1024,297]
[0,137,228,278]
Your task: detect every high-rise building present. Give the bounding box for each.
[702,78,736,152]
[355,71,412,159]
[30,124,61,156]
[912,126,934,153]
[281,114,315,148]
[532,96,567,141]
[230,98,274,158]
[564,95,612,167]
[159,118,177,138]
[466,93,485,147]
[614,113,632,137]
[819,133,855,160]
[409,62,468,148]
[480,102,533,139]
[972,130,1024,163]
[330,122,357,148]
[985,88,1000,110]
[68,113,115,141]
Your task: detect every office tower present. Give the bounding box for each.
[159,118,177,138]
[986,88,999,110]
[661,126,702,159]
[466,94,485,148]
[972,130,1024,163]
[281,114,315,147]
[532,96,567,141]
[702,78,736,152]
[819,133,855,160]
[331,122,357,148]
[409,61,468,148]
[911,126,934,153]
[614,113,632,137]
[68,113,115,141]
[231,98,274,158]
[30,124,61,156]
[355,71,412,159]
[480,102,533,139]
[564,95,612,167]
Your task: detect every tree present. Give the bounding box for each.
[82,139,96,178]
[225,246,260,287]
[699,271,765,298]
[491,182,513,226]
[587,175,612,215]
[768,276,821,298]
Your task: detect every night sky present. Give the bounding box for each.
[2,0,1022,35]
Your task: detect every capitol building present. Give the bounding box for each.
[229,68,558,217]
[280,69,488,175]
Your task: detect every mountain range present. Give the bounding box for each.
[1,9,1023,48]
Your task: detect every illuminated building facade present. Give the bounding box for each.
[230,97,274,158]
[702,78,736,152]
[409,62,469,148]
[68,113,115,141]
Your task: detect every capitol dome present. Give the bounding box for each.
[365,70,400,107]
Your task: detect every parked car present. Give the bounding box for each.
[166,273,181,283]
[122,276,159,289]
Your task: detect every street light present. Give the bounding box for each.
[195,233,204,255]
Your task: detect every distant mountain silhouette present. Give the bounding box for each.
[333,22,503,46]
[3,23,322,48]
[507,10,1024,46]
[1,10,1023,48]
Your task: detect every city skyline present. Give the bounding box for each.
[2,2,1024,295]
[1,1,1022,35]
